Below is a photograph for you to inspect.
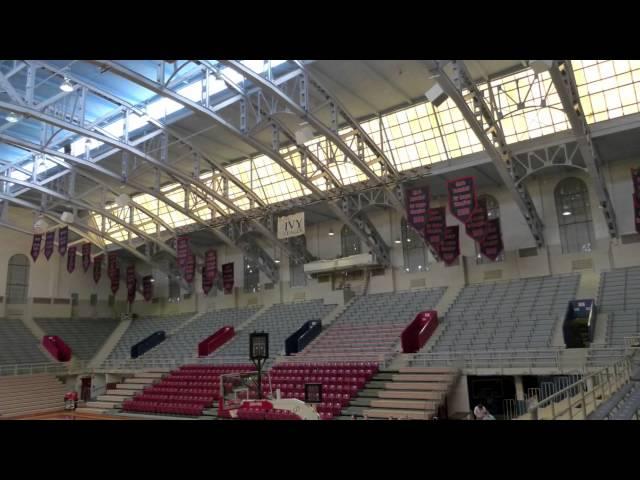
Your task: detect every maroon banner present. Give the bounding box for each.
[93,254,103,284]
[632,168,640,199]
[31,234,42,262]
[448,176,477,224]
[44,231,55,260]
[143,275,153,302]
[108,252,118,279]
[58,227,68,256]
[67,246,76,274]
[634,195,640,234]
[465,197,488,242]
[184,254,196,284]
[440,225,460,266]
[203,249,217,294]
[424,207,446,253]
[110,268,120,295]
[127,265,136,303]
[405,186,430,236]
[82,243,92,272]
[222,262,234,294]
[176,236,190,274]
[480,218,504,261]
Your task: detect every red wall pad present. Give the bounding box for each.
[198,326,235,357]
[401,311,438,354]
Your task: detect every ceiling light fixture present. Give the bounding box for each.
[394,238,401,244]
[5,112,19,123]
[328,228,335,237]
[562,210,572,216]
[60,77,74,93]
[274,259,281,264]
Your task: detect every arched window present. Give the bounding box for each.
[475,195,505,264]
[401,218,432,272]
[6,254,29,304]
[554,177,595,254]
[244,256,260,293]
[341,225,361,257]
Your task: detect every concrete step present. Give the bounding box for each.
[362,408,434,420]
[116,383,145,391]
[1,400,63,415]
[1,406,63,418]
[75,407,108,415]
[98,394,130,403]
[382,382,450,392]
[137,372,165,379]
[377,390,444,401]
[124,377,155,384]
[391,373,456,383]
[368,399,436,410]
[396,367,458,375]
[85,401,119,409]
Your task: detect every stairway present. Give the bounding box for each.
[340,366,459,420]
[76,369,169,414]
[0,374,68,418]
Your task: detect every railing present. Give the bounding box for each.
[411,349,566,373]
[0,359,88,377]
[624,335,640,348]
[525,353,635,420]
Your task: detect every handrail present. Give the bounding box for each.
[526,353,636,420]
[0,360,88,377]
[412,348,565,372]
[280,351,395,368]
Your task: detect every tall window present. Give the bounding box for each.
[289,236,307,287]
[475,195,505,264]
[401,218,431,272]
[555,177,595,254]
[6,254,29,304]
[244,256,260,293]
[341,225,362,257]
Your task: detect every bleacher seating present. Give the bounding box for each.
[209,300,335,363]
[0,319,51,365]
[295,288,445,363]
[104,313,194,364]
[269,362,378,419]
[134,306,260,361]
[122,364,253,417]
[597,266,640,346]
[427,274,580,353]
[0,374,67,417]
[35,317,118,360]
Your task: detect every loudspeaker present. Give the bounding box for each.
[425,84,448,108]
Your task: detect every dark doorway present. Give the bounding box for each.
[80,377,92,401]
[467,376,516,417]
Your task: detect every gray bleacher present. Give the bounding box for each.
[335,288,446,327]
[209,299,336,362]
[137,306,261,360]
[104,313,194,363]
[35,317,118,360]
[0,319,51,365]
[428,274,580,352]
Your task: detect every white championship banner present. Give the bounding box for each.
[277,212,305,239]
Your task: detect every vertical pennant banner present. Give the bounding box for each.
[634,195,640,234]
[465,197,488,242]
[82,243,92,272]
[425,207,446,254]
[126,266,136,303]
[202,249,217,295]
[222,262,234,294]
[405,186,430,236]
[184,254,196,284]
[31,234,42,262]
[58,227,68,256]
[108,253,118,280]
[480,218,504,261]
[632,168,640,198]
[44,231,55,260]
[110,268,120,295]
[67,246,76,274]
[93,254,103,284]
[176,236,190,275]
[448,176,477,224]
[143,275,153,302]
[440,225,460,266]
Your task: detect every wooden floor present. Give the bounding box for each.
[9,410,133,420]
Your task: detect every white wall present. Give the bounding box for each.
[2,158,640,319]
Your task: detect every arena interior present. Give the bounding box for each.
[0,59,639,422]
